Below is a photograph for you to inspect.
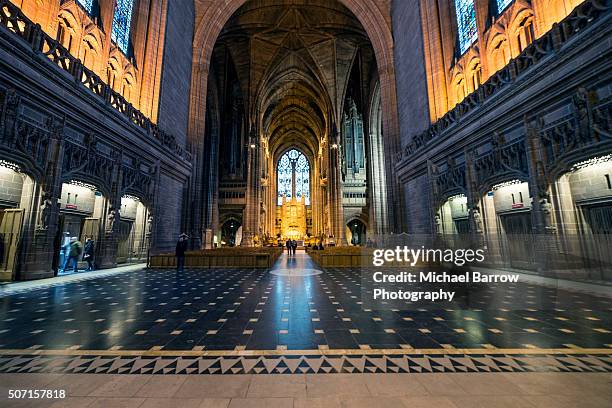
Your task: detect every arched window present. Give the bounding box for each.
[455,0,478,54]
[112,0,134,54]
[277,149,310,205]
[77,0,94,14]
[496,0,513,14]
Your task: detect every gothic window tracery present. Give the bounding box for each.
[470,60,482,91]
[491,36,510,71]
[454,0,478,54]
[58,16,76,53]
[77,0,94,14]
[112,0,134,54]
[277,149,310,205]
[516,15,535,53]
[496,0,513,14]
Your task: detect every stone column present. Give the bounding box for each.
[97,153,122,268]
[465,149,485,248]
[328,129,345,245]
[524,115,557,273]
[242,129,260,246]
[18,116,65,280]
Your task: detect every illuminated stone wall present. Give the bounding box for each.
[420,0,588,122]
[9,0,168,122]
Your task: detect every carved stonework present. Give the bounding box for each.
[37,194,55,231]
[106,207,118,233]
[470,206,484,235]
[539,198,556,234]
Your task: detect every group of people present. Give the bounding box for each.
[61,237,95,273]
[285,239,298,255]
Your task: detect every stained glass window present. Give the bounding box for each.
[496,0,513,14]
[277,149,310,205]
[455,0,478,55]
[278,154,292,204]
[77,0,94,13]
[111,0,134,54]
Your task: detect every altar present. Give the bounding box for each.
[280,195,307,241]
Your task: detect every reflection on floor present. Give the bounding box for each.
[0,252,611,405]
[1,253,610,353]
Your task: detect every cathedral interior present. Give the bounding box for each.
[0,0,611,406]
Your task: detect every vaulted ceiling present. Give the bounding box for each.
[209,0,377,157]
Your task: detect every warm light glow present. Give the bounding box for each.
[492,179,522,191]
[571,154,612,172]
[0,159,21,172]
[69,180,97,191]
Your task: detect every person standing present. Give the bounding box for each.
[176,233,189,272]
[65,237,82,273]
[83,238,95,271]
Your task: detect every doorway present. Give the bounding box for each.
[500,211,534,270]
[221,219,241,247]
[347,219,366,246]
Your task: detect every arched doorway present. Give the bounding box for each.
[54,180,105,275]
[221,219,241,247]
[191,0,398,247]
[347,219,367,246]
[0,161,35,281]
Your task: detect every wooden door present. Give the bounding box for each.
[0,209,24,280]
[500,212,534,270]
[80,218,100,243]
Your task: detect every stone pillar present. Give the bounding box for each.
[328,129,345,245]
[97,154,122,268]
[17,116,64,280]
[465,149,485,248]
[242,129,260,246]
[524,116,557,273]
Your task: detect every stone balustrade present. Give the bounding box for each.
[0,0,191,162]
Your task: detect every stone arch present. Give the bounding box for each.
[189,0,399,155]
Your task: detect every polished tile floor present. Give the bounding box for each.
[0,253,610,353]
[0,253,611,406]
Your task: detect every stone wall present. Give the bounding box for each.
[0,167,24,207]
[154,172,185,252]
[157,0,195,148]
[391,0,430,146]
[402,173,431,233]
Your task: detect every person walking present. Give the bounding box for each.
[285,239,292,256]
[291,239,297,255]
[65,237,82,273]
[83,238,95,271]
[176,233,189,272]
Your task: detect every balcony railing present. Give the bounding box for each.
[399,0,610,163]
[0,0,191,162]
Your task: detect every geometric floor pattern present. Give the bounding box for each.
[0,353,610,375]
[1,253,611,362]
